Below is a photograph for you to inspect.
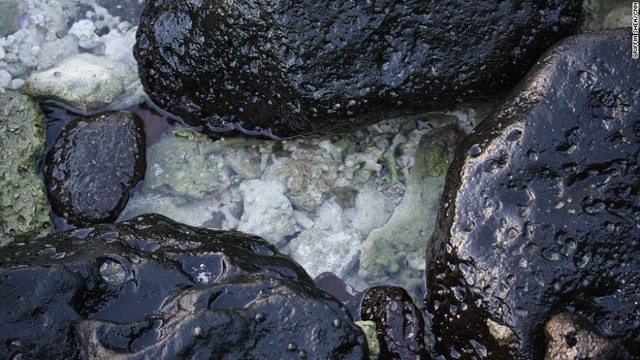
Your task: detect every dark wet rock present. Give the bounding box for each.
[544,312,632,360]
[45,111,146,227]
[360,286,429,360]
[134,0,580,138]
[0,213,367,359]
[426,29,640,359]
[314,271,354,303]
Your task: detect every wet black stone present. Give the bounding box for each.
[426,29,640,359]
[544,313,632,360]
[360,286,429,360]
[45,111,146,227]
[134,0,580,138]
[0,214,367,359]
[314,271,354,303]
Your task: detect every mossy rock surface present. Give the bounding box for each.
[0,92,53,246]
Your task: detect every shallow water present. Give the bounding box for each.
[0,0,630,303]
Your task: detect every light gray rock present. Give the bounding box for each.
[352,184,394,237]
[119,191,243,231]
[0,70,11,89]
[22,53,144,113]
[238,179,296,247]
[285,227,362,279]
[315,199,345,232]
[68,19,102,50]
[544,313,632,360]
[36,35,79,71]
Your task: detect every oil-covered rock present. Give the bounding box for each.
[134,0,580,137]
[359,286,429,360]
[45,111,146,227]
[0,213,367,359]
[426,29,640,359]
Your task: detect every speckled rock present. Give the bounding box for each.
[238,179,296,246]
[0,93,53,246]
[544,313,632,360]
[143,129,231,201]
[134,0,580,137]
[264,140,339,212]
[45,111,146,226]
[0,214,367,359]
[426,30,640,359]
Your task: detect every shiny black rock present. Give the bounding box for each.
[360,286,429,360]
[426,29,640,359]
[134,0,580,137]
[45,111,146,227]
[0,214,367,359]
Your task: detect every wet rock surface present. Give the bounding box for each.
[0,214,367,359]
[359,286,429,360]
[134,0,580,137]
[45,111,146,226]
[426,29,640,359]
[0,93,53,245]
[544,312,632,360]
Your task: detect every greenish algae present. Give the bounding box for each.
[0,92,53,246]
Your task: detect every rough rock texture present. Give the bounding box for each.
[359,286,429,360]
[581,0,633,32]
[359,126,463,291]
[0,93,53,246]
[285,228,362,279]
[134,0,580,137]
[0,214,367,359]
[23,53,144,113]
[0,0,25,38]
[238,179,296,246]
[426,29,640,359]
[46,111,146,226]
[544,313,632,360]
[143,129,231,200]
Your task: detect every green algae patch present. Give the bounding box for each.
[358,126,462,291]
[0,92,53,246]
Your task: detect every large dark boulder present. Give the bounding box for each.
[0,214,367,359]
[134,0,580,138]
[45,111,146,227]
[426,29,640,359]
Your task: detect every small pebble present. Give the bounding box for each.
[0,69,12,89]
[9,78,24,90]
